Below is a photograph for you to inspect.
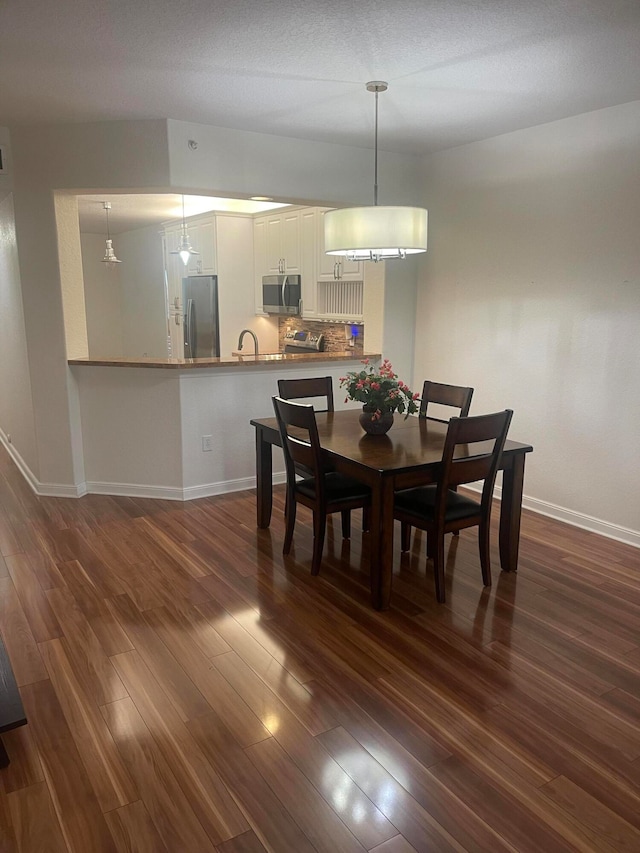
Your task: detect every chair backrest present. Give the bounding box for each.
[419,381,473,420]
[277,376,334,412]
[272,396,326,494]
[436,409,513,519]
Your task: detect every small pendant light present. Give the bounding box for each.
[171,195,199,266]
[101,202,122,268]
[324,82,428,262]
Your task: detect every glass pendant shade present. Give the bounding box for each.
[324,81,428,262]
[101,202,122,268]
[324,206,428,261]
[171,195,199,266]
[102,238,122,269]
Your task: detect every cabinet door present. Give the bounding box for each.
[253,217,267,313]
[265,215,284,273]
[299,208,317,317]
[337,256,364,281]
[185,223,202,274]
[316,208,340,280]
[281,210,301,273]
[198,217,217,275]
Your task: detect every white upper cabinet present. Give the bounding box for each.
[196,217,217,275]
[299,208,317,317]
[165,214,217,276]
[185,217,217,275]
[252,205,367,320]
[254,209,301,276]
[316,207,364,282]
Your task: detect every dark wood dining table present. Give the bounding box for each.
[250,409,533,610]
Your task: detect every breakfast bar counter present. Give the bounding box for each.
[68,351,380,369]
[68,352,376,501]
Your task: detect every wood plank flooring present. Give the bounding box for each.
[0,445,639,852]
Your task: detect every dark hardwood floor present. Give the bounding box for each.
[1,444,639,852]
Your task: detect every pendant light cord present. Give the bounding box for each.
[366,82,387,205]
[373,89,379,206]
[105,203,111,240]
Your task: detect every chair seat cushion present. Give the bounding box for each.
[395,485,481,523]
[297,472,371,503]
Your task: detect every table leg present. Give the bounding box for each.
[499,452,526,572]
[255,426,273,529]
[369,476,395,610]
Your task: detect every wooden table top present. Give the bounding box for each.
[252,409,533,473]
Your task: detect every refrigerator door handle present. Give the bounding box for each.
[185,298,196,356]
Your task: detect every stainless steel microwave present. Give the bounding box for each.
[262,275,301,315]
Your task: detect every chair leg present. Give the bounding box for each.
[362,507,370,532]
[426,533,436,559]
[432,533,446,603]
[341,510,351,539]
[400,522,411,551]
[283,492,296,555]
[311,510,327,576]
[478,519,492,587]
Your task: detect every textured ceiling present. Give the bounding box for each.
[2,0,640,154]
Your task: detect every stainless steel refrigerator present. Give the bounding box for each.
[182,275,220,358]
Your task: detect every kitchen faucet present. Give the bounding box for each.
[237,329,259,355]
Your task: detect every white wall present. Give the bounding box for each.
[80,233,124,357]
[383,256,419,388]
[167,120,421,207]
[0,190,38,478]
[416,100,640,542]
[179,361,355,497]
[10,120,171,489]
[118,225,167,358]
[0,126,12,194]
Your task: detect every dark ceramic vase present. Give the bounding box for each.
[359,408,394,435]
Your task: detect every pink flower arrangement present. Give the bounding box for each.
[340,359,420,421]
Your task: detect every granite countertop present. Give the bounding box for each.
[68,351,379,369]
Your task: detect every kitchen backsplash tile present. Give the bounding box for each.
[278,317,365,356]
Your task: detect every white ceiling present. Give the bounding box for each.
[2,0,640,155]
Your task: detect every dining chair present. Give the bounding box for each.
[272,396,371,576]
[419,381,474,420]
[277,376,334,412]
[394,409,513,603]
[277,376,335,486]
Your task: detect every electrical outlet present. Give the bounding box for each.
[202,435,213,452]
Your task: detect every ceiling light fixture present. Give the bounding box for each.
[101,202,122,268]
[324,82,428,262]
[171,194,199,266]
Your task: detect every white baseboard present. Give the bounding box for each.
[2,430,637,549]
[0,430,86,497]
[466,483,640,550]
[519,493,640,549]
[85,471,289,502]
[84,481,186,501]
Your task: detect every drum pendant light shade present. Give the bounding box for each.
[324,206,428,260]
[324,81,428,262]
